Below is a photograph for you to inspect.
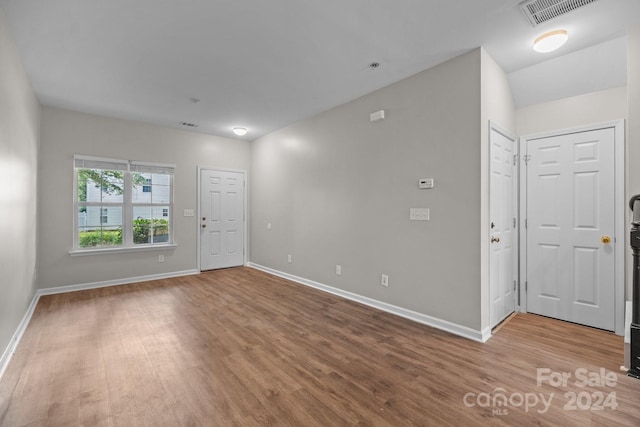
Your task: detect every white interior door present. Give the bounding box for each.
[200,169,245,271]
[525,128,615,331]
[489,125,517,328]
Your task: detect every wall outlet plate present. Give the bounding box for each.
[410,208,430,221]
[381,274,389,287]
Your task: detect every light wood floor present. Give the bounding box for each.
[1,267,640,426]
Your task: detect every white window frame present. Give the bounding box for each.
[70,155,176,256]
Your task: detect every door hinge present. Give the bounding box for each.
[523,154,531,164]
[524,218,527,229]
[513,280,517,291]
[512,217,516,228]
[513,154,518,166]
[525,281,528,292]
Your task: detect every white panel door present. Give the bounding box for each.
[525,128,615,330]
[489,126,517,328]
[200,169,245,271]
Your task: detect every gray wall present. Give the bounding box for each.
[251,49,486,330]
[516,86,627,136]
[629,26,640,299]
[38,107,250,288]
[0,9,40,361]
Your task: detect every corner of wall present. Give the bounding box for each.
[480,48,517,332]
[627,26,640,300]
[0,5,41,376]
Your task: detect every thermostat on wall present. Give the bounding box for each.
[418,178,434,189]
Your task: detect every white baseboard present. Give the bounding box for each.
[248,263,489,343]
[0,269,200,381]
[38,269,200,296]
[0,292,40,380]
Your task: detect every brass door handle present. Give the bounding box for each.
[601,235,611,244]
[491,236,500,243]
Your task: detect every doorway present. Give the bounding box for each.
[519,121,625,334]
[489,123,518,328]
[198,168,246,271]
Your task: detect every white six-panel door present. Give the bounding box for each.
[200,169,245,271]
[489,125,517,328]
[525,128,615,331]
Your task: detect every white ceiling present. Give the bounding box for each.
[1,0,638,140]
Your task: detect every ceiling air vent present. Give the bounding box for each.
[519,0,599,26]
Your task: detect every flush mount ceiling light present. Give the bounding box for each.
[233,127,248,136]
[533,29,568,53]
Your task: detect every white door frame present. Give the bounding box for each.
[518,120,625,335]
[197,166,248,272]
[489,121,519,327]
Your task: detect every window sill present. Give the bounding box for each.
[69,244,177,257]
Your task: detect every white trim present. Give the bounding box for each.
[0,269,199,381]
[74,154,130,165]
[489,121,515,140]
[38,269,199,296]
[0,293,40,380]
[130,160,176,169]
[69,243,177,256]
[248,263,489,343]
[519,135,528,314]
[519,119,625,335]
[197,166,248,272]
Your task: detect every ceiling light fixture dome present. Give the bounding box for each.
[533,29,568,53]
[233,127,248,136]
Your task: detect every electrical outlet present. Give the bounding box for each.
[336,265,342,275]
[288,254,292,263]
[158,255,165,263]
[381,274,389,287]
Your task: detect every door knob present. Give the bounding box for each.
[491,236,500,243]
[202,224,207,228]
[202,217,206,221]
[601,235,611,244]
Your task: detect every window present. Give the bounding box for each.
[74,156,175,251]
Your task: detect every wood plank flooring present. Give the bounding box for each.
[1,266,639,426]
